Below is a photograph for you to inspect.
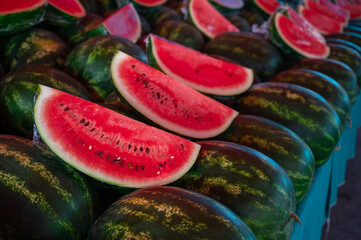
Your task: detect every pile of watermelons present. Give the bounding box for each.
[0,0,360,239]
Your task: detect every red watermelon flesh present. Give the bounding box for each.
[335,0,361,19]
[274,12,330,58]
[111,51,239,139]
[305,0,347,25]
[34,85,201,188]
[102,3,141,43]
[286,6,326,44]
[188,0,240,38]
[49,0,85,17]
[211,0,244,9]
[318,0,350,20]
[132,0,167,7]
[147,34,253,96]
[299,5,343,35]
[0,0,46,14]
[253,0,281,15]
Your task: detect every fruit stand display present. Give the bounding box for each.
[1,0,361,239]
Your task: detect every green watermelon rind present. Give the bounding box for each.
[131,0,167,8]
[270,12,330,59]
[0,1,47,37]
[46,0,86,26]
[248,0,280,17]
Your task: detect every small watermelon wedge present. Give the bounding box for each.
[305,0,347,25]
[249,0,281,16]
[0,0,47,36]
[111,50,239,139]
[146,34,253,96]
[34,85,201,188]
[46,0,86,26]
[188,0,240,38]
[270,12,330,58]
[132,0,167,8]
[298,5,343,35]
[87,3,141,43]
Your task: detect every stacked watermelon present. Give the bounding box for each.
[1,0,361,239]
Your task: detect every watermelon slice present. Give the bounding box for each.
[188,0,240,38]
[298,5,343,35]
[34,85,201,188]
[249,0,281,16]
[132,0,167,7]
[146,34,253,96]
[318,0,350,21]
[87,3,141,43]
[270,12,330,58]
[0,0,47,36]
[305,0,348,25]
[209,0,244,9]
[46,0,86,26]
[335,0,361,19]
[111,51,239,139]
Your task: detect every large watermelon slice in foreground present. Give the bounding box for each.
[146,34,253,96]
[270,12,330,58]
[33,85,201,188]
[188,0,239,38]
[111,51,239,139]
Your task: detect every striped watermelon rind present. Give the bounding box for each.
[0,0,47,37]
[46,0,86,26]
[173,140,296,240]
[88,186,257,239]
[0,135,95,239]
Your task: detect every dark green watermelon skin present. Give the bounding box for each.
[325,32,361,51]
[153,20,205,51]
[0,28,69,71]
[270,69,351,129]
[143,6,182,29]
[45,4,83,26]
[234,82,342,166]
[88,186,257,240]
[227,15,251,32]
[173,141,296,240]
[0,135,96,239]
[326,38,361,56]
[0,64,91,138]
[0,3,47,37]
[63,35,147,101]
[291,58,359,105]
[216,114,315,203]
[328,43,361,88]
[204,32,283,81]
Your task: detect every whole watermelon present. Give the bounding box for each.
[0,135,96,239]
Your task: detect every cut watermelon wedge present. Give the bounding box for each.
[47,0,86,26]
[188,0,240,38]
[335,0,361,19]
[0,0,47,36]
[270,12,330,58]
[318,0,350,21]
[34,85,201,188]
[87,3,141,43]
[298,5,343,35]
[249,0,281,16]
[305,0,347,25]
[111,51,239,139]
[146,34,253,96]
[132,0,167,7]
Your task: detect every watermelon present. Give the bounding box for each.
[248,0,281,17]
[291,58,359,105]
[227,15,251,32]
[0,0,47,36]
[215,115,315,203]
[88,186,257,239]
[173,140,297,240]
[86,3,142,43]
[132,0,167,8]
[111,50,239,139]
[188,0,240,38]
[335,0,361,20]
[328,43,361,88]
[239,9,266,27]
[0,64,91,138]
[269,12,330,59]
[209,0,244,16]
[142,5,182,29]
[34,85,201,188]
[326,38,361,56]
[270,69,351,129]
[146,34,253,96]
[0,135,95,239]
[298,5,343,35]
[46,0,86,26]
[0,28,69,71]
[204,32,283,81]
[305,0,348,25]
[318,0,350,21]
[63,35,147,101]
[234,82,342,166]
[325,32,361,49]
[153,20,205,51]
